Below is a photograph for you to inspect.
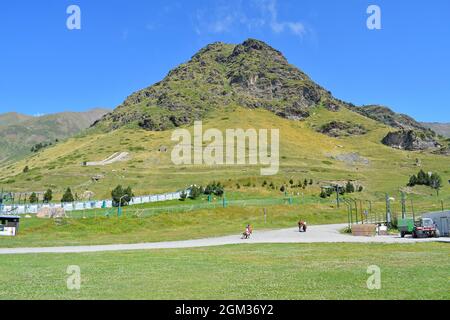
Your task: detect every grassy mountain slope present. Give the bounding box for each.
[1,106,448,201]
[0,108,110,163]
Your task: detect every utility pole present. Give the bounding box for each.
[118,194,128,217]
[386,194,392,227]
[335,185,340,209]
[401,192,406,219]
[410,199,415,222]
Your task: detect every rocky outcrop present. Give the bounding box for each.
[381,130,441,151]
[353,105,429,132]
[318,121,367,137]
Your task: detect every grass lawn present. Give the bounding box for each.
[0,203,347,248]
[1,243,448,300]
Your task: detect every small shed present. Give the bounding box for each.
[423,211,450,237]
[0,215,20,237]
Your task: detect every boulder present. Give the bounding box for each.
[382,130,441,151]
[37,207,66,219]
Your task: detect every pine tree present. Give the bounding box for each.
[408,175,418,187]
[43,189,53,203]
[430,173,442,196]
[29,192,38,204]
[417,170,429,185]
[61,188,75,203]
[111,185,133,207]
[345,181,355,193]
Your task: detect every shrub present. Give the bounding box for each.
[189,185,203,200]
[345,181,355,193]
[111,185,134,207]
[61,188,74,203]
[204,181,224,197]
[43,189,53,203]
[29,192,38,204]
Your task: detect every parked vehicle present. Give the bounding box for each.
[398,217,440,238]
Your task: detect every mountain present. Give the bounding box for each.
[0,112,33,127]
[93,39,348,132]
[0,108,110,163]
[421,122,450,138]
[1,39,448,200]
[92,39,442,151]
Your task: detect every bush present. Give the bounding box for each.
[29,192,38,204]
[111,185,134,207]
[43,189,53,203]
[23,166,29,173]
[189,185,203,200]
[204,181,224,197]
[61,188,74,203]
[408,170,442,195]
[345,181,355,194]
[179,190,187,201]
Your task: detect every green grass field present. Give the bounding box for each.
[1,106,449,301]
[0,201,347,248]
[1,243,448,300]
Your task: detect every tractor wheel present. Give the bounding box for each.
[400,232,405,238]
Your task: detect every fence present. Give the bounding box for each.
[56,197,306,219]
[0,191,183,215]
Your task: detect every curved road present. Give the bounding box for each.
[1,224,448,255]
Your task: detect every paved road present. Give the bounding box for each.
[1,224,448,255]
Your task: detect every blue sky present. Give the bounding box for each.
[0,0,449,122]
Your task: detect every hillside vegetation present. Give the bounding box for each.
[0,108,110,164]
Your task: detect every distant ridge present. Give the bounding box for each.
[0,108,110,163]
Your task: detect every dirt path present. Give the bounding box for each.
[1,224,448,255]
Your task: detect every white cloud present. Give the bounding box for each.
[194,0,307,38]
